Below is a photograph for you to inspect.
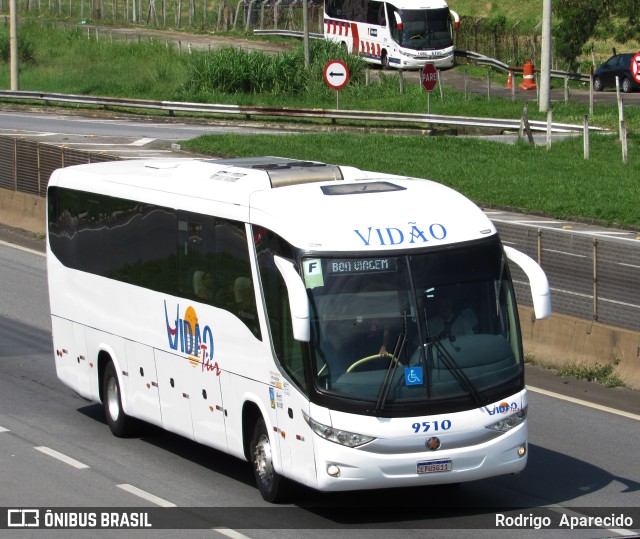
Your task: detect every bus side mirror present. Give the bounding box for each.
[274,255,310,342]
[450,9,460,30]
[393,11,403,30]
[503,246,552,320]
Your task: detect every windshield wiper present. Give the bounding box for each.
[373,307,408,415]
[427,335,484,405]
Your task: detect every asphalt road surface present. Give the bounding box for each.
[0,224,639,538]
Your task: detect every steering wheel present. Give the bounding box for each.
[410,34,422,40]
[346,354,398,373]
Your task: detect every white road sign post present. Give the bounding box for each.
[324,60,350,109]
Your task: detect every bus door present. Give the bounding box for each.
[257,246,317,487]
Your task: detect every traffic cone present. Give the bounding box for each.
[519,61,537,90]
[506,71,513,89]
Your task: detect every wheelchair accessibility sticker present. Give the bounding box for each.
[404,367,423,386]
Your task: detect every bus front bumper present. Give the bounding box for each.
[312,422,527,492]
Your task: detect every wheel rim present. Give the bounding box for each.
[253,433,274,486]
[106,376,120,422]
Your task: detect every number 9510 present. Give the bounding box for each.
[412,420,451,433]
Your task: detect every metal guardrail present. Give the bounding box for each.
[0,90,605,134]
[250,32,593,83]
[458,50,591,83]
[253,29,324,39]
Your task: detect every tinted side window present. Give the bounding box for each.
[179,215,261,339]
[48,187,178,293]
[48,187,259,339]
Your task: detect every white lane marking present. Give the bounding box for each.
[35,446,90,469]
[116,484,176,507]
[0,132,57,137]
[527,386,640,421]
[541,248,586,258]
[131,138,156,146]
[513,220,568,225]
[214,528,253,539]
[0,239,45,257]
[617,262,640,269]
[0,425,9,433]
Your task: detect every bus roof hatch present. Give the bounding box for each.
[209,156,344,188]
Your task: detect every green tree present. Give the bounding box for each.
[554,0,606,70]
[554,0,640,69]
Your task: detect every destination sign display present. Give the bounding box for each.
[327,258,396,274]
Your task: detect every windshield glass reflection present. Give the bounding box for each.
[305,239,523,410]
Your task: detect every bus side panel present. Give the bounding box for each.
[154,349,196,440]
[324,18,385,66]
[268,375,317,488]
[124,339,162,428]
[356,23,386,65]
[192,363,228,453]
[51,316,92,400]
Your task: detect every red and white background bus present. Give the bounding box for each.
[324,0,459,69]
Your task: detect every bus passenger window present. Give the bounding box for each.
[234,276,259,337]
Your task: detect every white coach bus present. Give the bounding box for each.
[324,0,459,69]
[46,156,550,502]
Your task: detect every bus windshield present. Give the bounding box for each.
[390,6,453,50]
[305,238,523,414]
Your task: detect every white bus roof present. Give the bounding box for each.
[49,157,496,253]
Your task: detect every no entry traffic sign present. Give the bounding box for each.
[632,53,640,84]
[421,63,438,92]
[324,60,350,90]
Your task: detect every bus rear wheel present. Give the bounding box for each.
[250,417,289,503]
[103,361,137,437]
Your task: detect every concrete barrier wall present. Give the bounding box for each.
[0,188,46,235]
[520,305,640,390]
[1,189,639,390]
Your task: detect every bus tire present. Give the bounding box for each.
[103,361,137,438]
[381,50,390,70]
[250,417,289,503]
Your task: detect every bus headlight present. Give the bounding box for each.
[302,411,375,448]
[485,405,528,432]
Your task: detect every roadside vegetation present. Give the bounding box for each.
[527,357,625,388]
[1,23,640,228]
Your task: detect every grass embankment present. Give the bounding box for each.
[182,133,640,229]
[2,23,640,228]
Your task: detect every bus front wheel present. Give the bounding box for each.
[251,417,289,503]
[381,50,390,70]
[103,361,137,437]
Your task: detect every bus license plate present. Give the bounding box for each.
[417,459,452,474]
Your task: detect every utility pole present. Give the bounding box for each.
[9,0,19,90]
[539,0,552,112]
[303,0,310,68]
